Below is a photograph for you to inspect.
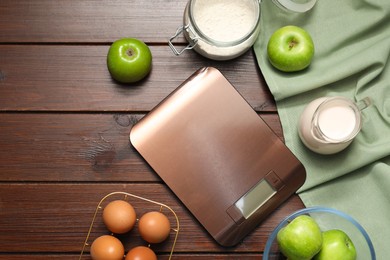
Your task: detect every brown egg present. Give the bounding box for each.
[138,211,171,244]
[90,235,124,260]
[103,200,137,234]
[125,246,157,260]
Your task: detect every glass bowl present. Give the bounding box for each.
[263,207,376,260]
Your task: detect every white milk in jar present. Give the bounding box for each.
[316,104,357,141]
[298,96,369,154]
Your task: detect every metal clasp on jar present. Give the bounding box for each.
[168,24,199,56]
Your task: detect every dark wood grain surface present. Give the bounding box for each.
[0,0,304,258]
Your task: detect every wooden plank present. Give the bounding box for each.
[0,113,283,182]
[0,183,304,253]
[0,45,274,112]
[0,0,187,43]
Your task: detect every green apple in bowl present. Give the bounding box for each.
[267,25,314,72]
[277,215,323,260]
[107,38,152,83]
[314,229,357,260]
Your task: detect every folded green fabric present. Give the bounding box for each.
[254,0,390,258]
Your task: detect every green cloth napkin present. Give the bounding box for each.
[254,0,390,258]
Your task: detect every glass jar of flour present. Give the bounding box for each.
[169,0,261,61]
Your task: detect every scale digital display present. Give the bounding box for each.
[234,179,277,219]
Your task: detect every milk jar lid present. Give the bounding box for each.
[272,0,317,13]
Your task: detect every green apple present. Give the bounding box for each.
[267,25,314,72]
[313,229,357,260]
[107,38,152,83]
[277,215,323,260]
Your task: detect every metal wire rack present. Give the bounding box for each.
[79,191,180,259]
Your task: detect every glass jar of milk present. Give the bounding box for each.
[298,96,371,155]
[169,0,261,60]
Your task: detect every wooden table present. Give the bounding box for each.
[0,0,304,259]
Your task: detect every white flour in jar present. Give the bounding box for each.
[192,0,257,42]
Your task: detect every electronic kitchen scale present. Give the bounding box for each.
[130,67,306,246]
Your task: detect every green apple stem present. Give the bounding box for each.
[289,39,298,50]
[126,48,135,57]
